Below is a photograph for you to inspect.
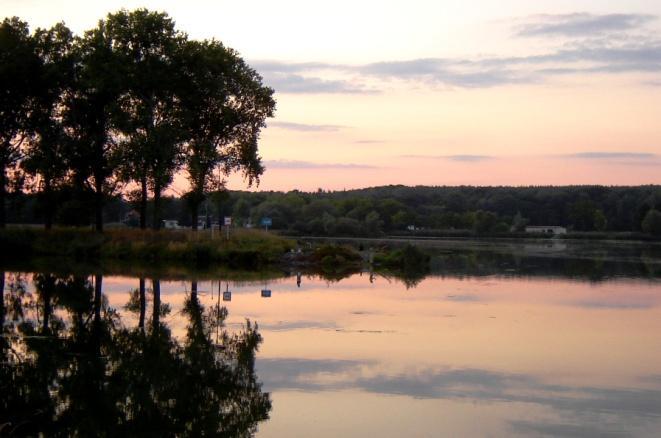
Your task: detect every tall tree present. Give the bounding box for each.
[110,9,186,230]
[22,23,75,229]
[179,40,275,230]
[62,19,124,232]
[0,18,40,228]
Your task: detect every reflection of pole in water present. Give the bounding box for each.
[296,272,301,288]
[216,281,222,345]
[138,278,146,331]
[261,278,271,298]
[223,281,231,301]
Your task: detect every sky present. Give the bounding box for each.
[3,0,661,190]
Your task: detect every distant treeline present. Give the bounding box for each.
[0,9,274,231]
[8,185,661,237]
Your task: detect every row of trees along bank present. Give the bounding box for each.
[0,9,275,231]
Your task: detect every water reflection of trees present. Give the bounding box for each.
[0,272,270,436]
[427,250,661,282]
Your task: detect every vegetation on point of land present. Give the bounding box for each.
[309,244,364,275]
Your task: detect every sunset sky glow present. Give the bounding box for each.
[4,0,661,190]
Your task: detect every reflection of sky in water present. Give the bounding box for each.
[15,268,661,437]
[88,272,661,437]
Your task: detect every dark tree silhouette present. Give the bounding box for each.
[179,39,275,230]
[22,23,75,229]
[110,9,187,230]
[0,18,40,228]
[62,21,125,232]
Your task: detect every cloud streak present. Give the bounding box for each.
[269,121,346,132]
[253,61,376,94]
[567,152,657,159]
[354,140,385,144]
[264,73,371,94]
[559,152,661,166]
[264,159,376,169]
[252,15,661,92]
[515,13,656,37]
[402,154,495,162]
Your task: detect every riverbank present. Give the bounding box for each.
[0,227,435,277]
[0,228,295,269]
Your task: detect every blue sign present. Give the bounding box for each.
[261,217,272,227]
[261,289,271,298]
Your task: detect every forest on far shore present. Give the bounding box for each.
[6,184,661,237]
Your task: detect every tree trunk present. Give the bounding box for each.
[139,175,147,230]
[152,187,161,230]
[44,178,53,230]
[191,201,199,231]
[93,113,107,233]
[94,179,104,232]
[138,277,146,331]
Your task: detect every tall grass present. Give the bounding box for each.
[0,227,295,268]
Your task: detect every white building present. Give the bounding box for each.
[162,219,180,230]
[525,226,567,235]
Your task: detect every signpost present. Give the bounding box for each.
[261,217,272,232]
[224,216,232,239]
[261,289,271,298]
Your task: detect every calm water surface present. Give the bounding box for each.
[2,241,661,437]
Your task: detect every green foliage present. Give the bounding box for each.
[642,209,661,236]
[214,185,661,238]
[472,210,498,234]
[8,185,661,239]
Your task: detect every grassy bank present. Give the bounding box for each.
[0,228,441,276]
[0,228,295,269]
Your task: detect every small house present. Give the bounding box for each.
[525,226,567,235]
[162,219,180,230]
